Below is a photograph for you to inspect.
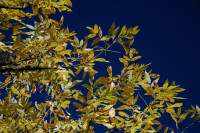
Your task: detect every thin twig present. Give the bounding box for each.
[180,121,199,133]
[86,120,92,133]
[138,92,148,107]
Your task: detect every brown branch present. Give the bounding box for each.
[0,48,53,67]
[108,127,123,133]
[61,40,117,69]
[0,66,57,73]
[0,5,31,9]
[86,120,92,133]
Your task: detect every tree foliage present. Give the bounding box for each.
[0,0,199,132]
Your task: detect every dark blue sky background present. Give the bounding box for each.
[57,0,200,132]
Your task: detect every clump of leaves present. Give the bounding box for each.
[0,0,199,133]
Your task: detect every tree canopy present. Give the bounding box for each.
[0,0,199,132]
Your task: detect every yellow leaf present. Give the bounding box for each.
[91,37,101,46]
[167,85,177,90]
[32,4,39,15]
[123,55,130,61]
[58,50,72,56]
[115,116,124,122]
[118,105,131,110]
[94,58,109,62]
[55,45,64,51]
[112,26,120,39]
[87,90,92,100]
[164,127,168,133]
[109,108,115,117]
[73,102,84,109]
[119,25,127,37]
[131,56,142,61]
[86,26,94,32]
[11,86,20,95]
[87,34,96,39]
[107,66,112,77]
[61,100,71,108]
[157,125,162,131]
[4,76,11,84]
[103,123,114,129]
[172,103,183,108]
[38,13,43,22]
[129,48,134,58]
[145,71,151,84]
[94,24,99,34]
[119,58,128,66]
[163,79,169,90]
[66,0,72,7]
[118,111,129,118]
[108,22,115,35]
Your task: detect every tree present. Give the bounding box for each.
[0,0,199,132]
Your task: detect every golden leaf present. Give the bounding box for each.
[131,56,142,61]
[109,108,115,118]
[4,76,11,84]
[118,111,129,118]
[91,37,101,46]
[119,58,128,66]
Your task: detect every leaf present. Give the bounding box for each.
[194,114,200,121]
[4,76,11,84]
[119,58,128,66]
[131,56,142,61]
[109,108,115,117]
[26,24,34,30]
[32,4,39,15]
[107,66,112,77]
[55,45,64,51]
[145,71,151,84]
[157,125,162,131]
[119,25,127,37]
[112,26,120,39]
[163,79,169,90]
[38,13,43,22]
[11,86,20,95]
[87,90,93,100]
[87,34,96,39]
[118,111,129,118]
[61,100,71,108]
[108,22,115,35]
[94,24,99,34]
[103,123,114,129]
[25,102,32,109]
[91,37,101,46]
[94,58,109,62]
[73,102,84,109]
[74,36,79,44]
[196,105,200,114]
[164,127,168,133]
[129,48,134,58]
[118,105,131,110]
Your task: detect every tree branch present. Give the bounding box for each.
[0,5,31,9]
[107,127,123,133]
[0,66,57,73]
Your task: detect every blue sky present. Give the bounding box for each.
[60,0,200,132]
